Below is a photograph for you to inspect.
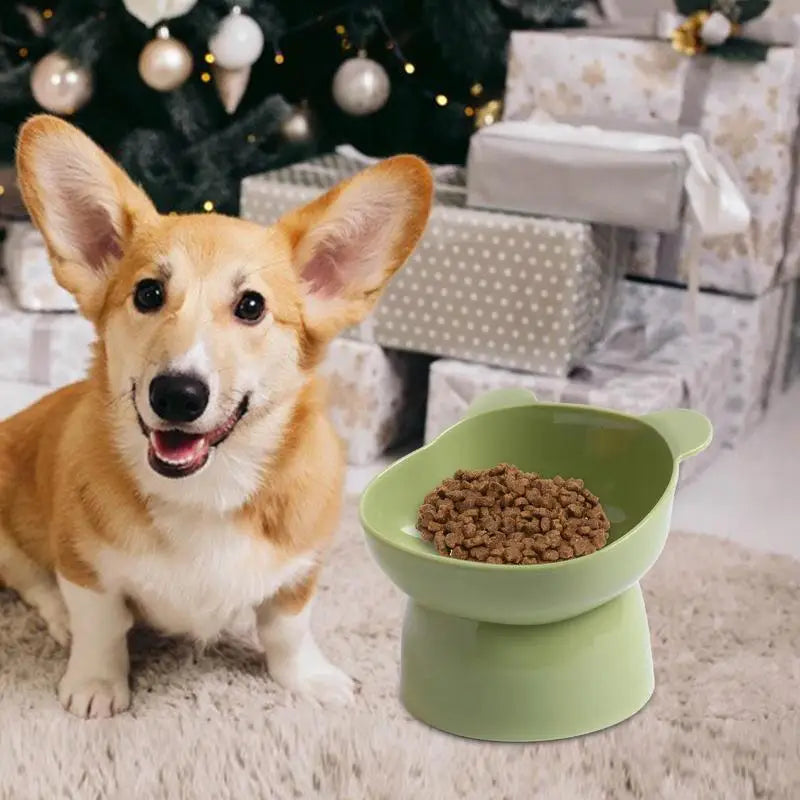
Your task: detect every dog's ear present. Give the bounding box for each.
[277,155,433,342]
[16,115,157,321]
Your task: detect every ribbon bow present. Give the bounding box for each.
[658,1,797,60]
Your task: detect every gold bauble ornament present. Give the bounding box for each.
[139,26,193,92]
[474,99,502,129]
[31,52,93,115]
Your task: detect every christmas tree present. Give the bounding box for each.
[0,1,594,216]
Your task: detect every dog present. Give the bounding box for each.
[0,115,432,718]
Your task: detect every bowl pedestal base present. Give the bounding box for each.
[400,583,654,742]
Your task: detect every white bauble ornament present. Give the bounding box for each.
[209,6,264,70]
[700,11,735,46]
[123,0,198,28]
[139,27,193,92]
[332,54,390,116]
[31,52,93,115]
[281,104,315,144]
[213,65,250,114]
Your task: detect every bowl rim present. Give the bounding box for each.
[359,401,678,572]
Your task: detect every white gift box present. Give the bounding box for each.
[424,333,734,482]
[0,285,425,465]
[2,222,77,312]
[602,279,796,445]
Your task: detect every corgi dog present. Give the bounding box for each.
[0,115,432,718]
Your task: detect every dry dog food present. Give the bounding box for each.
[417,464,611,564]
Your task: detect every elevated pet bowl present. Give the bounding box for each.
[360,389,712,742]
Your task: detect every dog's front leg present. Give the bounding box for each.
[256,572,353,705]
[57,577,133,718]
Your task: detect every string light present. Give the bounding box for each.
[470,83,483,96]
[435,94,448,106]
[464,106,475,117]
[42,9,53,19]
[274,52,284,64]
[404,62,415,74]
[203,201,214,212]
[0,186,5,196]
[246,134,256,143]
[204,52,215,64]
[18,47,28,58]
[200,72,212,83]
[335,24,346,34]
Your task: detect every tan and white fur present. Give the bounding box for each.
[0,115,432,718]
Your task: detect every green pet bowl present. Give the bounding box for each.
[360,389,712,742]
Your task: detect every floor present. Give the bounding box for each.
[4,380,800,560]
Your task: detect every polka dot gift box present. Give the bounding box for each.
[241,156,632,377]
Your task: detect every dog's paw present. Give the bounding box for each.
[269,650,354,705]
[58,674,130,719]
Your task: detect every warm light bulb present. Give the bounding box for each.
[404,62,415,74]
[274,52,285,64]
[203,201,214,212]
[42,9,53,19]
[246,134,256,143]
[435,94,448,106]
[0,185,5,196]
[204,53,215,64]
[335,24,346,34]
[200,72,212,83]
[18,47,28,58]
[470,83,483,97]
[464,106,475,117]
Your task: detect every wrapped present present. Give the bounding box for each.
[424,332,734,483]
[0,285,423,465]
[2,222,77,312]
[318,338,429,466]
[503,13,800,296]
[241,153,630,377]
[467,117,690,231]
[603,278,795,445]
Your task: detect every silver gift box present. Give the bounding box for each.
[241,155,631,377]
[424,332,734,484]
[466,118,688,232]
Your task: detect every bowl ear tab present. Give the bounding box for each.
[641,409,713,463]
[463,389,538,421]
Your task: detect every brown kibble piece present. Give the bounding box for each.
[417,464,611,565]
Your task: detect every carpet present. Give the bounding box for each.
[1,499,798,800]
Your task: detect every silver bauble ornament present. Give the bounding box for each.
[209,6,264,70]
[331,54,390,116]
[280,104,315,144]
[139,26,193,92]
[30,52,93,115]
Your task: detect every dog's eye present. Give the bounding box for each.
[234,291,266,324]
[133,279,165,313]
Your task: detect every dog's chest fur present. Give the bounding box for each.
[95,504,315,641]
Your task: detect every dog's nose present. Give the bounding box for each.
[149,374,209,423]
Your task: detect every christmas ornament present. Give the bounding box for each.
[30,52,93,115]
[209,6,264,71]
[280,103,315,144]
[332,53,390,116]
[474,99,502,129]
[139,26,193,92]
[122,0,198,28]
[213,65,250,114]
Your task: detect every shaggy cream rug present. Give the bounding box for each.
[0,499,798,800]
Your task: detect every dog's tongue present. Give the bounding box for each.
[150,430,209,467]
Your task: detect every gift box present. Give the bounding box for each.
[2,222,77,312]
[0,285,426,465]
[424,332,734,483]
[318,338,429,466]
[467,117,689,232]
[503,20,800,296]
[241,154,631,377]
[603,278,795,445]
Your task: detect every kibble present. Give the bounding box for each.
[417,464,611,565]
